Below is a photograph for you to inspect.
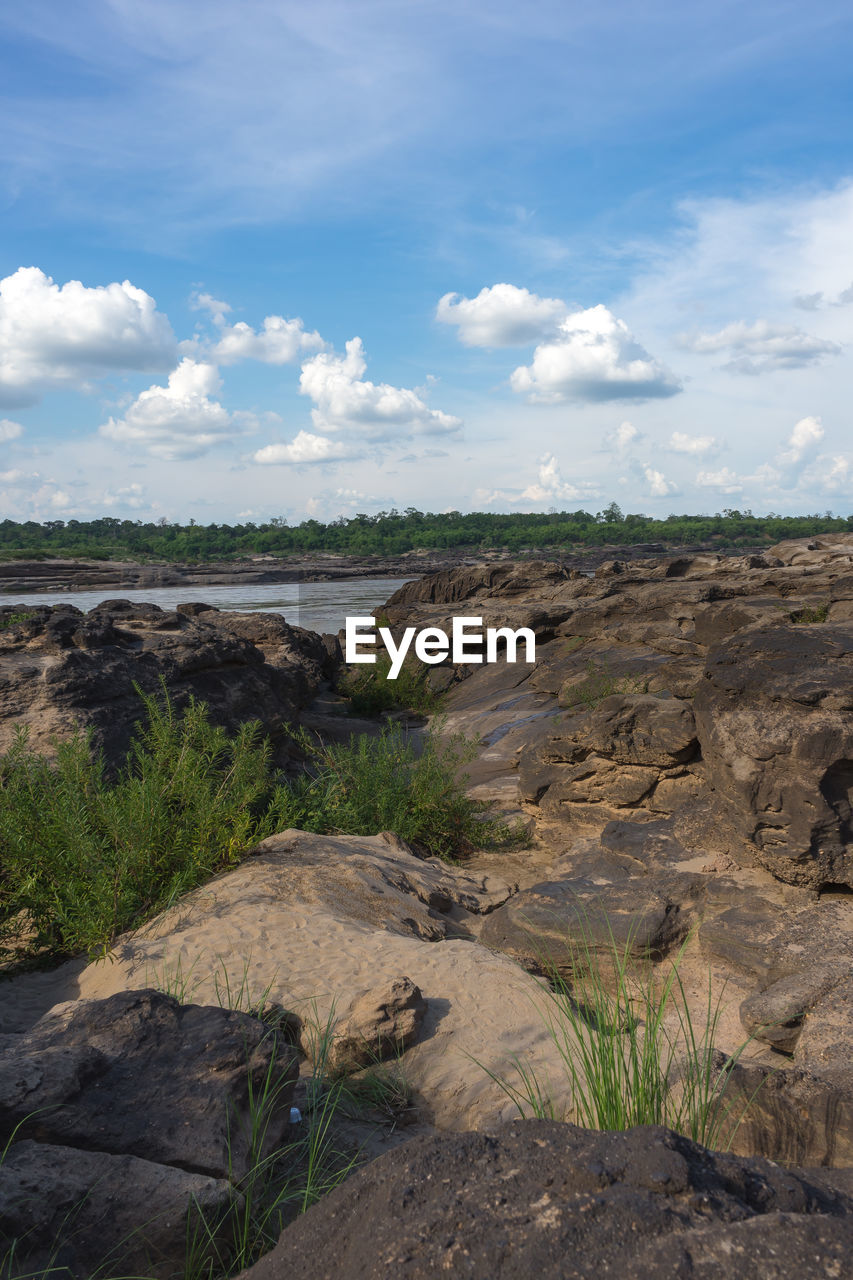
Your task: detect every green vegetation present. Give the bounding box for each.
[0,693,514,969]
[272,722,521,862]
[337,653,444,716]
[791,601,830,623]
[481,922,754,1149]
[0,505,849,563]
[0,611,34,629]
[562,659,650,709]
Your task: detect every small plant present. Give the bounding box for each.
[790,602,830,624]
[0,611,35,630]
[479,916,757,1150]
[562,659,650,710]
[337,653,444,717]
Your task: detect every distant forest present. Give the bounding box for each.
[0,505,850,561]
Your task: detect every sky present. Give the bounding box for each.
[0,0,852,525]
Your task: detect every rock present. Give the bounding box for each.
[0,600,330,766]
[694,622,853,887]
[740,967,848,1052]
[0,989,298,1180]
[329,977,427,1074]
[720,1059,853,1168]
[542,693,698,767]
[480,876,691,978]
[0,1139,238,1280]
[237,1120,853,1280]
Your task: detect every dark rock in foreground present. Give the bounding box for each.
[240,1120,853,1280]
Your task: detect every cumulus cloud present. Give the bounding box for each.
[676,319,841,374]
[102,483,148,509]
[779,414,824,466]
[191,291,232,325]
[669,431,717,455]
[0,418,23,441]
[510,305,680,403]
[100,359,245,460]
[695,466,743,493]
[299,338,461,438]
[436,284,567,347]
[822,456,851,492]
[521,453,601,503]
[643,465,678,497]
[213,315,325,365]
[253,431,361,465]
[0,267,176,407]
[607,420,643,451]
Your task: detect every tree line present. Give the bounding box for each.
[0,505,849,561]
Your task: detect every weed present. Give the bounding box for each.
[562,659,650,710]
[479,916,757,1150]
[337,653,443,717]
[790,602,830,624]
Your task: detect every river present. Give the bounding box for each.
[0,576,415,635]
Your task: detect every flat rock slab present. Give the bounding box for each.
[0,989,298,1180]
[238,1120,853,1280]
[479,876,690,977]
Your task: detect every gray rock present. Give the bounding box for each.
[0,1139,238,1280]
[237,1120,853,1280]
[0,989,298,1180]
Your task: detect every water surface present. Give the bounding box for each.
[1,577,414,636]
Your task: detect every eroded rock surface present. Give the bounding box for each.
[239,1120,853,1280]
[0,599,331,765]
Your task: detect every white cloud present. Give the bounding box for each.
[779,414,824,465]
[436,284,567,347]
[510,305,680,404]
[521,453,601,503]
[100,359,244,460]
[607,420,643,451]
[213,315,325,365]
[695,466,743,493]
[0,267,176,407]
[676,319,841,375]
[669,430,717,455]
[643,465,677,497]
[191,291,232,325]
[102,482,148,509]
[299,337,461,438]
[821,457,851,492]
[253,430,360,465]
[0,418,23,441]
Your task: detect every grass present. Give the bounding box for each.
[0,690,513,969]
[479,917,756,1150]
[0,611,35,630]
[561,659,650,710]
[337,653,444,717]
[790,602,830,623]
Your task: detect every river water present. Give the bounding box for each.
[0,577,415,636]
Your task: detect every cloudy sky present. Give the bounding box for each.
[1,1,851,523]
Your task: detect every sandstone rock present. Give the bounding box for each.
[694,622,853,887]
[0,600,330,766]
[238,1121,853,1280]
[329,977,427,1074]
[0,989,298,1180]
[0,1139,238,1280]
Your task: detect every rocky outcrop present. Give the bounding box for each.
[0,990,298,1279]
[0,599,331,766]
[239,1120,853,1280]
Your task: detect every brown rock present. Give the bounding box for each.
[329,977,427,1074]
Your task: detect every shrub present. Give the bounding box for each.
[337,653,444,717]
[271,720,522,862]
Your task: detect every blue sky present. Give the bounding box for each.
[0,0,851,523]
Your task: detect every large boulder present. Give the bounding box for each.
[0,989,299,1180]
[238,1120,853,1280]
[694,622,853,887]
[0,600,330,766]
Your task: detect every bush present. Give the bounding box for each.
[0,694,515,968]
[271,720,521,862]
[337,654,443,717]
